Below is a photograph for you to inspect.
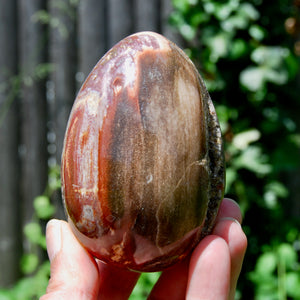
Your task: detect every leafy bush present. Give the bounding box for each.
[170,0,300,298]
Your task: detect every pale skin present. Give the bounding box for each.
[40,198,247,300]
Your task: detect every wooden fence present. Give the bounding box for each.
[0,0,182,287]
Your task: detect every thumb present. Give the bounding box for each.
[40,219,100,300]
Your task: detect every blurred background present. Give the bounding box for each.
[0,0,299,299]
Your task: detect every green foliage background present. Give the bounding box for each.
[1,0,300,299]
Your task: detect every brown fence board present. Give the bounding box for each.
[107,0,133,48]
[0,0,22,287]
[134,0,161,32]
[48,0,78,219]
[78,0,107,78]
[49,0,77,163]
[18,0,48,227]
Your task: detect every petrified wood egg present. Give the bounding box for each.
[61,32,225,272]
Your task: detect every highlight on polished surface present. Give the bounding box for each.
[61,31,225,272]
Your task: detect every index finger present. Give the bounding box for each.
[216,198,243,224]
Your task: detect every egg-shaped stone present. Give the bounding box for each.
[61,31,225,272]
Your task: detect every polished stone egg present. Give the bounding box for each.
[61,31,225,272]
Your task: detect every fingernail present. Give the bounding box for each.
[219,217,242,226]
[46,219,62,262]
[224,198,241,208]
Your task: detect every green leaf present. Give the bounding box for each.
[33,195,55,219]
[233,146,272,175]
[285,272,300,298]
[265,181,289,199]
[169,11,184,28]
[31,10,50,24]
[130,272,161,299]
[179,23,197,40]
[13,276,36,300]
[249,25,265,41]
[229,39,248,59]
[24,222,43,245]
[263,191,278,209]
[290,134,300,148]
[190,11,209,26]
[33,261,51,297]
[207,33,230,62]
[35,63,54,79]
[232,129,261,150]
[203,2,217,15]
[277,243,297,270]
[240,66,266,92]
[286,228,299,243]
[255,252,277,276]
[240,64,288,92]
[264,68,288,86]
[172,0,191,13]
[215,3,234,20]
[20,254,39,274]
[238,3,259,20]
[48,165,61,191]
[0,290,13,300]
[251,46,289,68]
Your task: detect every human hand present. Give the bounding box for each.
[40,198,247,300]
